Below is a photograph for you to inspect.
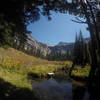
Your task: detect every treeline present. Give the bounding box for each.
[46,30,90,62]
[46,51,73,61]
[25,48,45,59]
[73,30,90,66]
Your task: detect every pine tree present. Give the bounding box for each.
[73,30,89,66]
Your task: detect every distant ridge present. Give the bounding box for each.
[23,34,89,57]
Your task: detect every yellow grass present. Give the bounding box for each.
[72,65,91,78]
[0,47,69,89]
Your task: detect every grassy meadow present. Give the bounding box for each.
[0,47,90,99]
[0,47,72,89]
[71,65,90,81]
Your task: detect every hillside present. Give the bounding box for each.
[0,47,52,66]
[0,47,90,100]
[0,47,71,99]
[0,47,71,87]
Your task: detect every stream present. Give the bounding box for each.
[31,71,89,100]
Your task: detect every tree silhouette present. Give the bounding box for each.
[0,0,100,87]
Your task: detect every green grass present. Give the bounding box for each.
[0,47,72,99]
[0,67,32,89]
[71,65,91,79]
[0,47,70,89]
[0,57,68,87]
[0,47,91,99]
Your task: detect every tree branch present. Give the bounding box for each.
[71,16,87,24]
[71,19,87,24]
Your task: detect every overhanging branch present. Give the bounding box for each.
[71,19,87,24]
[71,16,87,24]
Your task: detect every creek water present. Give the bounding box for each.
[31,71,89,100]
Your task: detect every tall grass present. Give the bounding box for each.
[72,65,90,78]
[0,56,68,89]
[0,47,73,90]
[0,57,23,70]
[0,57,32,89]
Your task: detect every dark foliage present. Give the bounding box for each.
[0,78,39,100]
[0,0,100,89]
[46,51,73,61]
[73,31,90,66]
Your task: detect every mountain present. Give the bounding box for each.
[48,42,74,55]
[22,34,89,60]
[24,35,74,57]
[24,34,50,56]
[25,34,74,55]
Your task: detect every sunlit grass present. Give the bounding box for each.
[27,64,64,77]
[0,67,32,89]
[72,65,91,78]
[0,57,66,89]
[0,47,70,90]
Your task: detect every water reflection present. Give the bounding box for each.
[72,85,89,100]
[32,78,72,100]
[32,78,89,100]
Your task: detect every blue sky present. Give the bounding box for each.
[27,11,90,45]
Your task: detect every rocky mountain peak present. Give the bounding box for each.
[24,34,89,57]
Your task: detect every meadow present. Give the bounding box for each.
[0,47,90,99]
[0,47,72,89]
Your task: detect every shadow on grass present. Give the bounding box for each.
[71,75,88,82]
[0,78,39,100]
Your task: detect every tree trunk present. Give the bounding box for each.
[69,61,75,77]
[81,2,98,84]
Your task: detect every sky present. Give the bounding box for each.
[27,11,90,45]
